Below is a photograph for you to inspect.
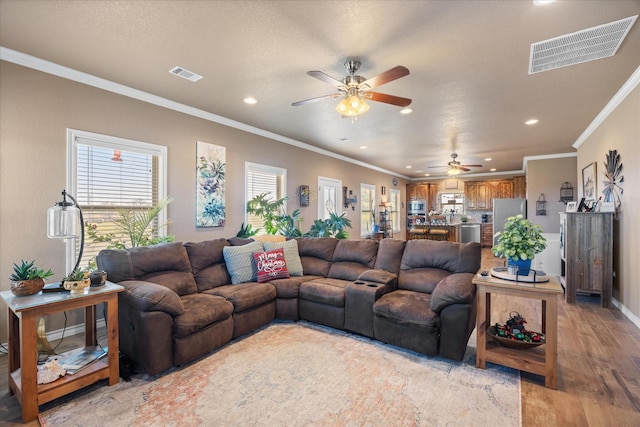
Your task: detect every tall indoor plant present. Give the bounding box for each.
[492,214,546,271]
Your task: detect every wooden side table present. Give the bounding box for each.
[473,273,563,389]
[1,281,123,422]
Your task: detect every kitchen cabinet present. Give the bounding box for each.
[481,223,493,248]
[561,212,613,308]
[512,176,526,198]
[428,184,438,212]
[466,179,516,211]
[406,184,428,201]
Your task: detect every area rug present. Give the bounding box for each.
[39,321,521,426]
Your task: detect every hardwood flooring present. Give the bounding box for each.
[1,249,638,426]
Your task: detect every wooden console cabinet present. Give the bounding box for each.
[560,212,613,308]
[481,223,493,248]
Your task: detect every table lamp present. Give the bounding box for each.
[47,189,84,273]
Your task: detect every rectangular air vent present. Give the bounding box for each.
[169,66,203,82]
[529,15,637,74]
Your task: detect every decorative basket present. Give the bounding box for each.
[488,326,545,349]
[10,278,45,296]
[488,311,545,349]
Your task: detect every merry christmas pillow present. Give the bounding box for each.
[253,248,290,283]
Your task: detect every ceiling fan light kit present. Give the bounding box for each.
[293,60,411,118]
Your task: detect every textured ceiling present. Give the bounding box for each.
[1,0,639,179]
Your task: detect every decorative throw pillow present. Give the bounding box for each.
[222,240,263,284]
[263,239,303,276]
[253,248,290,283]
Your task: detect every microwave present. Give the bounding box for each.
[408,200,427,215]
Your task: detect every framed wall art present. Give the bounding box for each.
[196,141,226,227]
[581,162,596,201]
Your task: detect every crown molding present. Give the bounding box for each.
[0,46,411,180]
[573,65,640,149]
[522,152,577,171]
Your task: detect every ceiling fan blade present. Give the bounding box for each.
[360,66,410,89]
[459,167,471,172]
[460,164,483,168]
[291,93,341,106]
[307,71,344,88]
[365,91,412,107]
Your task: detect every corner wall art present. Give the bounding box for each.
[581,162,596,201]
[196,141,226,227]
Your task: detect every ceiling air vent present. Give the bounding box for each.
[529,15,637,74]
[169,66,203,82]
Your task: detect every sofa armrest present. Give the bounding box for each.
[357,269,398,286]
[430,273,475,313]
[119,280,185,316]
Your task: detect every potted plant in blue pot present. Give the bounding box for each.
[492,214,546,273]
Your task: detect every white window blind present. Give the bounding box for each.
[360,184,376,237]
[68,129,167,272]
[390,188,401,233]
[246,162,286,234]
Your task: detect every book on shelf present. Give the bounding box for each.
[51,345,107,374]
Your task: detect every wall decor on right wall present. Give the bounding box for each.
[581,162,597,201]
[602,149,624,212]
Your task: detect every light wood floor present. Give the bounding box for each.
[1,249,639,426]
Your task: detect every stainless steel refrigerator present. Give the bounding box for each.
[493,198,527,246]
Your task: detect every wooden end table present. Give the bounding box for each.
[1,281,123,422]
[473,272,563,389]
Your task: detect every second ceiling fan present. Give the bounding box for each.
[292,60,412,118]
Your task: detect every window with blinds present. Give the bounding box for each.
[68,129,167,272]
[245,162,287,234]
[360,183,376,237]
[390,188,401,233]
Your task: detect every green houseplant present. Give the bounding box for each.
[10,260,54,296]
[492,214,546,270]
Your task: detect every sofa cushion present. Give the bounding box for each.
[430,273,476,313]
[173,293,234,338]
[269,275,323,298]
[373,238,406,273]
[119,280,185,316]
[299,278,350,307]
[332,239,378,266]
[205,282,276,312]
[373,290,439,332]
[398,268,451,294]
[295,237,338,277]
[254,249,290,282]
[263,239,303,276]
[126,242,197,296]
[184,239,231,292]
[222,240,263,284]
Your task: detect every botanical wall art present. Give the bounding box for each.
[581,162,597,201]
[196,141,226,227]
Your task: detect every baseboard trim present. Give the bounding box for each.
[1,319,106,352]
[612,297,640,330]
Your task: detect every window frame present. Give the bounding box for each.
[245,162,287,234]
[360,183,376,238]
[389,188,401,233]
[67,128,168,273]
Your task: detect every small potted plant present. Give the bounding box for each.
[63,268,91,294]
[10,260,54,296]
[492,214,547,273]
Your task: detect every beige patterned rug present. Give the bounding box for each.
[39,321,520,426]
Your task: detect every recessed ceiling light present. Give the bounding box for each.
[243,97,258,105]
[359,145,367,149]
[533,0,555,6]
[490,168,497,172]
[405,165,412,169]
[484,158,492,161]
[525,118,539,125]
[415,170,423,173]
[424,173,431,177]
[399,108,413,115]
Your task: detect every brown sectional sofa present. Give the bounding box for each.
[97,237,481,376]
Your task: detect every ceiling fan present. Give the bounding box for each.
[429,153,483,176]
[291,60,412,118]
